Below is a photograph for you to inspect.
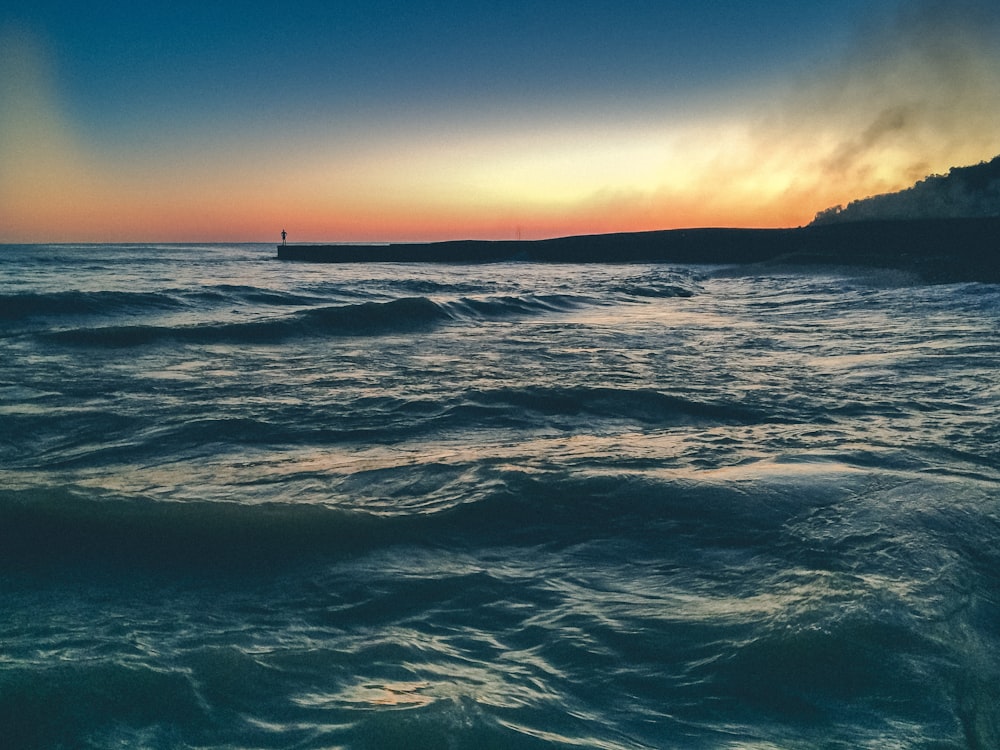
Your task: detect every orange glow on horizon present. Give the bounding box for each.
[3,12,1000,245]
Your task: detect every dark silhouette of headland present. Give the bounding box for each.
[278,157,1000,282]
[813,155,1000,225]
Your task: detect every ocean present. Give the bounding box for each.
[1,242,998,749]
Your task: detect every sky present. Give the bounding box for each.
[2,0,1000,243]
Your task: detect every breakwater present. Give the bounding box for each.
[278,217,1000,281]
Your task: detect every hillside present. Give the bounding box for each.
[812,155,1000,225]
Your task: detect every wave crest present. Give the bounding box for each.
[0,290,183,322]
[40,293,597,347]
[42,297,450,346]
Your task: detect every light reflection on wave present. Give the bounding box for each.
[1,246,999,749]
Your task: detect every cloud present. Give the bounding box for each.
[648,0,1000,229]
[0,26,64,188]
[544,0,1000,232]
[822,104,918,177]
[798,0,1000,193]
[0,25,118,240]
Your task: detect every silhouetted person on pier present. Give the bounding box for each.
[281,229,286,245]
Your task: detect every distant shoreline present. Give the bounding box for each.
[277,217,1000,282]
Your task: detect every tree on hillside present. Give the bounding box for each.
[812,155,1000,224]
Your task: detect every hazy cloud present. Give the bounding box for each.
[664,0,1000,224]
[806,0,1000,191]
[823,104,919,177]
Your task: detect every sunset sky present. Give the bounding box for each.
[2,1,1000,243]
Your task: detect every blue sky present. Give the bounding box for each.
[3,1,999,241]
[12,2,873,128]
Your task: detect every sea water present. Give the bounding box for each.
[1,243,998,749]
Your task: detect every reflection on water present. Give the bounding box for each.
[1,245,998,748]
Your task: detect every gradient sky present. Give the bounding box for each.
[2,0,1000,242]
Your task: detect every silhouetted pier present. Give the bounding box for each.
[277,218,1000,282]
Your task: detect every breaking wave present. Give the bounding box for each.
[39,294,598,347]
[0,290,184,321]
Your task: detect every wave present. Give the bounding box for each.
[381,278,506,296]
[2,385,777,471]
[0,487,389,572]
[0,284,421,328]
[5,472,997,748]
[187,284,330,307]
[0,475,709,572]
[42,296,450,346]
[0,464,856,574]
[40,293,594,347]
[453,385,773,427]
[0,290,184,321]
[445,293,593,318]
[0,662,208,750]
[616,282,695,299]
